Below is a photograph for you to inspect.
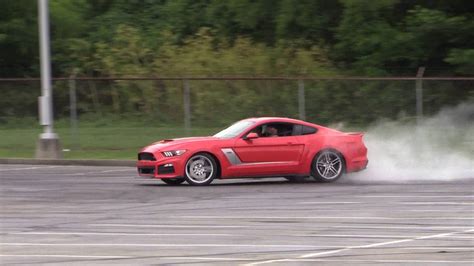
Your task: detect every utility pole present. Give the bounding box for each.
[183,79,191,136]
[298,80,306,121]
[35,0,62,159]
[416,67,425,126]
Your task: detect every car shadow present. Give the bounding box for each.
[136,178,323,187]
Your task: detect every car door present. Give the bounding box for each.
[227,123,304,176]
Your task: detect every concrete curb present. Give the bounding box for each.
[0,158,135,167]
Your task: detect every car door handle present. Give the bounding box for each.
[287,142,293,145]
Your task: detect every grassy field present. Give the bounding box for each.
[0,126,218,159]
[0,115,366,160]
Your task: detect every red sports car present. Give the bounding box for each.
[137,117,368,185]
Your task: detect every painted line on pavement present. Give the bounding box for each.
[332,225,473,230]
[11,232,235,236]
[292,234,424,239]
[0,243,344,248]
[177,215,474,220]
[297,202,361,204]
[0,166,63,172]
[245,228,474,265]
[1,255,471,264]
[63,168,134,176]
[89,223,250,228]
[300,228,474,258]
[356,195,474,198]
[251,259,473,264]
[161,257,254,261]
[399,202,474,205]
[0,254,132,259]
[405,209,474,212]
[399,247,474,250]
[298,201,474,205]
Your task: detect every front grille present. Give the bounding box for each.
[138,167,155,175]
[138,152,156,161]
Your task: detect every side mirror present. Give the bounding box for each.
[244,132,259,140]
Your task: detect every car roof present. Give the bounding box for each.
[236,117,344,135]
[243,117,317,126]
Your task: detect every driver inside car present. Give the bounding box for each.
[262,126,278,137]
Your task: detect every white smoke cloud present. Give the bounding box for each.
[346,102,474,184]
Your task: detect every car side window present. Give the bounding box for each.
[292,125,302,136]
[292,124,317,136]
[250,123,294,137]
[302,125,317,135]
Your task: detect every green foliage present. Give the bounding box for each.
[0,0,472,129]
[2,0,473,77]
[445,49,474,75]
[0,0,38,76]
[333,2,474,75]
[52,28,336,125]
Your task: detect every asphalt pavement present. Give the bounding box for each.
[0,164,473,265]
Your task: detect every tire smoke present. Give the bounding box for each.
[348,102,474,183]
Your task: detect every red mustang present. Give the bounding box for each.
[137,117,368,185]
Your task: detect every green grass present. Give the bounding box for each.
[0,115,367,160]
[0,126,219,159]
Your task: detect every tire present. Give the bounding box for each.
[161,178,185,185]
[184,153,218,186]
[311,150,345,183]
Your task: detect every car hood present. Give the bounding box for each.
[141,136,220,152]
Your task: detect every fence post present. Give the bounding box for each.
[183,79,191,135]
[298,79,306,120]
[416,67,425,125]
[69,72,79,149]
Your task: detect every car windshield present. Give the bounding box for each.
[213,120,255,138]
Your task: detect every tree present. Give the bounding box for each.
[0,1,38,77]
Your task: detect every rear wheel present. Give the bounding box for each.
[184,153,217,186]
[311,150,345,182]
[161,178,185,185]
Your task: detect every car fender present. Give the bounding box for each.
[303,135,349,174]
[184,147,228,178]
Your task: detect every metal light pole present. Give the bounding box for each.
[35,0,62,159]
[416,67,425,126]
[298,79,306,121]
[183,79,191,135]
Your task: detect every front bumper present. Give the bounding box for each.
[136,157,185,179]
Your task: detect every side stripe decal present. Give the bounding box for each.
[221,148,242,165]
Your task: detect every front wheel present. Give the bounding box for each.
[184,153,217,186]
[311,150,345,183]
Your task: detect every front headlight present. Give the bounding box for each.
[162,149,187,157]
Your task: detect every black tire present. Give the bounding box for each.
[161,178,185,185]
[311,150,345,183]
[184,153,218,186]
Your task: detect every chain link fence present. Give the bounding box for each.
[0,76,472,157]
[1,76,473,125]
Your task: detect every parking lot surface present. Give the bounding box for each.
[0,164,473,265]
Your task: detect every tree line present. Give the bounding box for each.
[0,0,472,126]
